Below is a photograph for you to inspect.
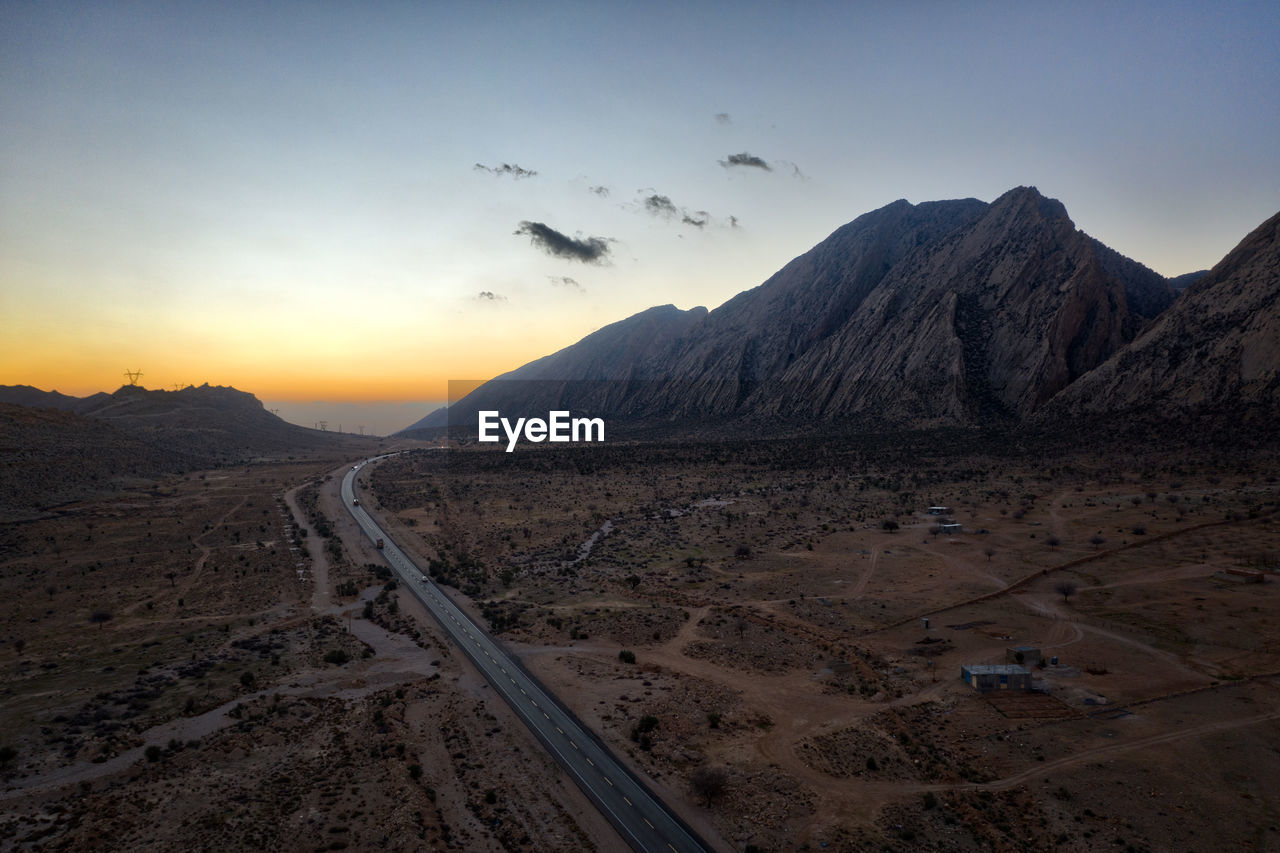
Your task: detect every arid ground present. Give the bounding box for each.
[3,433,1279,851]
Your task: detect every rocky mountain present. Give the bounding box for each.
[410,186,1185,435]
[1045,209,1280,420]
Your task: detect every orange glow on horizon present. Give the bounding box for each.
[4,366,519,405]
[1,292,603,405]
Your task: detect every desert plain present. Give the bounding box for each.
[2,428,1278,852]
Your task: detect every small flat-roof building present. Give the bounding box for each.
[1006,645,1042,666]
[927,506,950,515]
[961,664,1032,693]
[940,522,962,533]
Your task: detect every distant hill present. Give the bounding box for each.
[407,186,1193,436]
[0,384,360,520]
[1168,270,1210,291]
[0,384,109,411]
[71,384,341,461]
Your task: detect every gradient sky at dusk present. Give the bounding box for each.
[3,2,1278,434]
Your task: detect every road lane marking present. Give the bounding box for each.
[623,796,632,806]
[604,776,613,786]
[586,758,594,766]
[555,726,563,734]
[643,818,653,828]
[570,741,578,749]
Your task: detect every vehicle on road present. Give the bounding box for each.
[376,538,384,549]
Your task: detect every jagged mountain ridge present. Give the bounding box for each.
[637,186,1173,424]
[411,186,1186,434]
[1046,208,1280,419]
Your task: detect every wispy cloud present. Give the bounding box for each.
[548,275,584,291]
[514,221,612,264]
[476,290,507,302]
[719,151,771,171]
[588,184,610,197]
[474,162,538,179]
[777,160,808,180]
[715,112,732,125]
[682,211,709,228]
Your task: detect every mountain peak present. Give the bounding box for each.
[989,185,1071,224]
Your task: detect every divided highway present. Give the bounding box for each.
[341,458,711,853]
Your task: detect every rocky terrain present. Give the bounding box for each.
[1048,209,1280,420]
[0,403,185,521]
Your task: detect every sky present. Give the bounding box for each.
[3,1,1278,435]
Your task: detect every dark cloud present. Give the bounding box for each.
[588,184,610,197]
[548,275,584,291]
[719,152,772,171]
[514,221,611,264]
[644,194,678,218]
[476,290,507,301]
[474,162,538,179]
[715,112,732,125]
[634,190,733,231]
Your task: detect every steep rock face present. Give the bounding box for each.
[1047,210,1280,417]
[662,197,990,382]
[643,186,1173,424]
[770,187,1132,421]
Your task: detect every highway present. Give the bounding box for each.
[341,457,712,853]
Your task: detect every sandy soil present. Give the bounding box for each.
[356,441,1280,851]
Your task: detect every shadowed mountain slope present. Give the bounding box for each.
[1046,209,1280,420]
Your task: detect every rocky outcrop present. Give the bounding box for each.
[1047,210,1280,418]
